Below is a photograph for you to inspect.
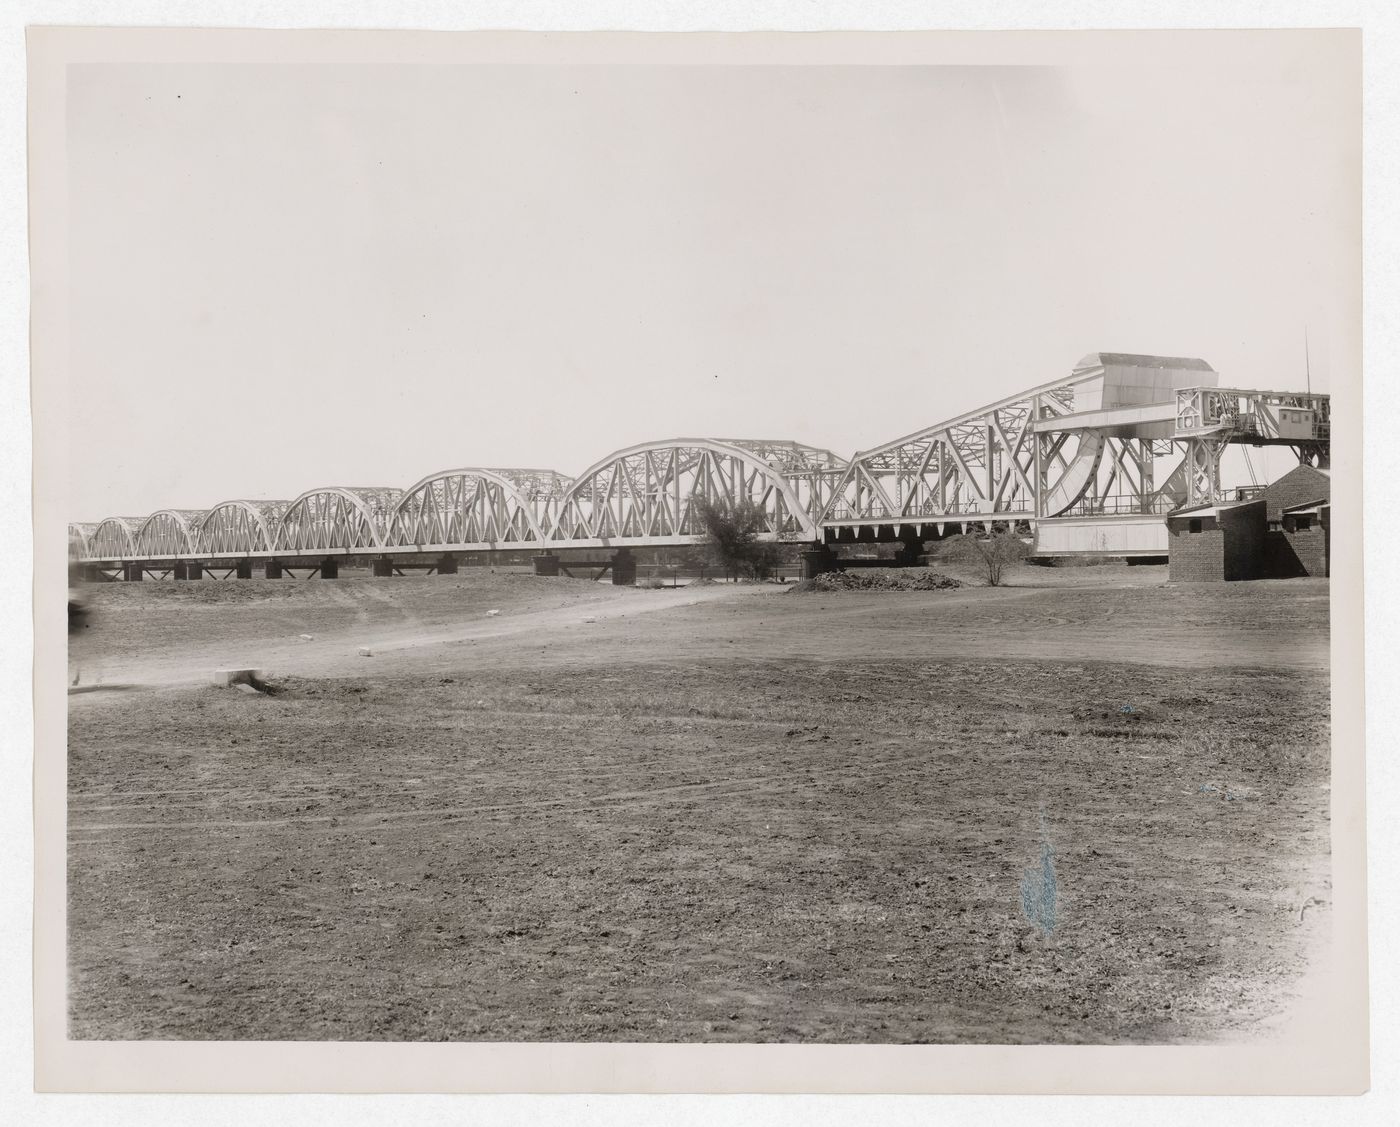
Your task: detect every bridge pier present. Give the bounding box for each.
[186,561,204,580]
[896,537,924,567]
[172,562,189,580]
[437,554,458,575]
[371,557,394,578]
[264,561,282,580]
[533,553,560,577]
[611,548,637,586]
[235,560,253,580]
[801,545,837,579]
[320,558,339,579]
[124,563,143,582]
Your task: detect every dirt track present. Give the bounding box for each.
[66,566,1332,1043]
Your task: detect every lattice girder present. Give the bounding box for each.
[134,509,206,558]
[547,439,821,546]
[386,468,570,550]
[68,523,97,561]
[823,378,1097,524]
[88,517,145,560]
[197,500,288,556]
[277,487,403,553]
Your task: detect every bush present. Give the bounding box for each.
[938,532,1031,586]
[692,498,784,580]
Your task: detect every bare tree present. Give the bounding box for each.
[940,530,1030,586]
[693,498,782,580]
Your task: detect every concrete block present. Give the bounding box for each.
[357,646,373,657]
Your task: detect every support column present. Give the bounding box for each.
[533,553,560,577]
[371,557,393,578]
[264,560,282,579]
[80,564,103,583]
[895,537,924,567]
[173,562,189,580]
[611,548,637,586]
[124,563,143,582]
[186,561,204,580]
[436,554,458,575]
[801,545,837,579]
[235,560,253,580]
[321,558,340,579]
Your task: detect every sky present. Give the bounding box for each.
[64,51,1357,519]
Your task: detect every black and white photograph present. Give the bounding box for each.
[24,21,1371,1098]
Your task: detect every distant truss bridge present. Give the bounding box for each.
[70,353,1329,579]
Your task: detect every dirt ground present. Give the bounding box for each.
[67,563,1332,1043]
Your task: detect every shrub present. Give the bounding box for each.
[938,531,1031,586]
[692,498,784,580]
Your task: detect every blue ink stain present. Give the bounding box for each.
[1119,705,1135,714]
[1020,809,1058,936]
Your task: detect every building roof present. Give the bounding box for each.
[1090,352,1216,372]
[1282,499,1330,516]
[1167,497,1265,521]
[1260,463,1332,523]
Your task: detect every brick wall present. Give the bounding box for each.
[1167,500,1266,582]
[1284,524,1328,576]
[1168,516,1225,581]
[1220,500,1266,581]
[1261,464,1330,523]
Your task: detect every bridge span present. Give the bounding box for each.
[70,353,1330,581]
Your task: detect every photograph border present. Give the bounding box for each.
[28,24,1368,1096]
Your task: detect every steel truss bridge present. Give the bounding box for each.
[71,353,1330,578]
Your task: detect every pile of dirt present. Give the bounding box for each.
[789,569,964,593]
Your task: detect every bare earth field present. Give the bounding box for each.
[67,564,1331,1043]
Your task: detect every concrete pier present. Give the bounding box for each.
[235,560,253,580]
[533,553,560,577]
[172,562,189,580]
[186,561,203,580]
[320,558,339,579]
[264,561,282,580]
[896,537,924,567]
[611,548,637,586]
[437,554,459,575]
[801,545,837,579]
[371,557,394,578]
[124,563,143,582]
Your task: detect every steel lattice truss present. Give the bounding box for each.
[277,487,404,553]
[819,373,1100,529]
[87,517,145,559]
[69,360,1332,564]
[134,509,206,557]
[68,523,97,561]
[197,500,288,556]
[547,439,820,548]
[385,468,570,550]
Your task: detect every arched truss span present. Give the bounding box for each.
[196,500,288,556]
[386,468,570,551]
[88,517,145,560]
[820,366,1112,528]
[277,487,403,553]
[68,523,97,561]
[547,438,821,547]
[134,509,206,558]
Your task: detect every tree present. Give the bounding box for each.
[692,498,783,580]
[940,530,1030,586]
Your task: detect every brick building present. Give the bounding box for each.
[1276,500,1330,577]
[1165,498,1267,582]
[1261,464,1330,577]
